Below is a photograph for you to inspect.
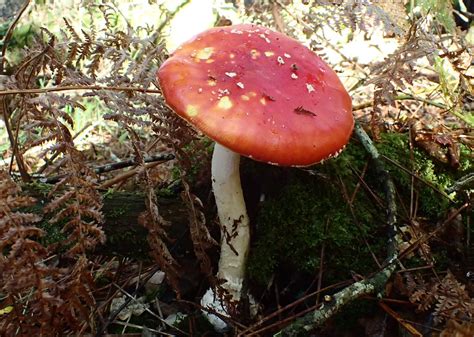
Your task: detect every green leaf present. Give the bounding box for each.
[0,306,13,315]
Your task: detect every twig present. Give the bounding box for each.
[274,267,396,336]
[110,321,173,336]
[97,161,162,190]
[95,266,161,337]
[397,203,468,261]
[94,154,174,174]
[0,85,161,96]
[381,154,452,200]
[156,0,191,35]
[176,299,248,331]
[352,92,447,111]
[315,239,326,306]
[274,123,399,336]
[237,279,352,336]
[378,302,423,337]
[0,75,30,182]
[111,282,189,336]
[446,172,474,193]
[34,154,174,184]
[247,304,319,336]
[395,92,446,109]
[354,123,398,262]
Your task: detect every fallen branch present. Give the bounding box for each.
[21,153,175,184]
[94,154,175,175]
[98,161,162,190]
[275,122,399,336]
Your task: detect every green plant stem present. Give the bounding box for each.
[275,123,399,336]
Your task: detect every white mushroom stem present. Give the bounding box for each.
[201,143,251,330]
[212,142,250,300]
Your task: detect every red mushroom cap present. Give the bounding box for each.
[158,24,353,166]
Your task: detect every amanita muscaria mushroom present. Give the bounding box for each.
[158,24,353,328]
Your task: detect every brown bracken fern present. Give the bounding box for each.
[0,170,98,334]
[0,2,206,334]
[3,0,219,321]
[406,271,474,324]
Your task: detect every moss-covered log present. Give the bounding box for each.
[99,192,190,257]
[22,185,190,258]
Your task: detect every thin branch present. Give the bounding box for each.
[378,302,423,336]
[95,266,162,337]
[156,0,191,35]
[111,282,189,336]
[35,154,174,184]
[110,320,174,336]
[97,161,161,190]
[397,203,469,261]
[381,154,453,200]
[177,299,249,331]
[237,280,352,336]
[354,123,398,262]
[0,85,162,96]
[446,172,474,193]
[353,93,447,111]
[94,154,174,174]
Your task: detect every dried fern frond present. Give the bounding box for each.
[440,319,474,337]
[1,1,219,329]
[7,89,107,256]
[245,0,406,45]
[0,170,83,335]
[432,272,474,323]
[406,271,474,324]
[44,150,106,256]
